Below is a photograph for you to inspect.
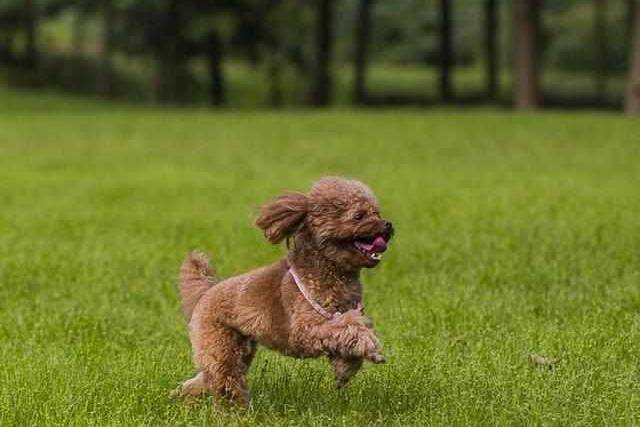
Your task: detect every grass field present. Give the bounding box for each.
[1,86,640,425]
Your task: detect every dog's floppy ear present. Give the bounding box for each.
[256,192,309,244]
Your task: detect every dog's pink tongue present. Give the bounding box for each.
[371,236,387,252]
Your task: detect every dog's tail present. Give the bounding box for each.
[179,251,218,321]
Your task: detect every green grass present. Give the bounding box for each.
[1,85,640,426]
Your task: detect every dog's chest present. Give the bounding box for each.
[322,281,362,313]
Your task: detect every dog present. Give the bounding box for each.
[175,176,394,406]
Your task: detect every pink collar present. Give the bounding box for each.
[288,267,339,320]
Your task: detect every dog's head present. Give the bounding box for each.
[256,177,394,269]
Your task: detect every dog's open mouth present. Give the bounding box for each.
[353,234,388,261]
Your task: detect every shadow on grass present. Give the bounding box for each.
[244,355,436,423]
[363,90,624,111]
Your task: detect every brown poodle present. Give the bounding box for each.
[174,176,394,406]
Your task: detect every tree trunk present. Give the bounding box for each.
[310,0,334,106]
[207,31,225,107]
[439,0,453,102]
[155,0,189,104]
[268,57,283,107]
[72,9,87,56]
[246,15,261,69]
[65,9,87,91]
[354,0,373,105]
[594,0,607,105]
[513,0,541,109]
[626,0,640,114]
[23,0,38,68]
[98,0,115,97]
[628,0,637,47]
[0,31,15,63]
[485,0,499,100]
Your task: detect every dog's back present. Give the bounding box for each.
[179,251,218,320]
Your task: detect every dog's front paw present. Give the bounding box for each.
[353,327,383,362]
[323,310,383,361]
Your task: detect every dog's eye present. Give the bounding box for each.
[353,210,366,221]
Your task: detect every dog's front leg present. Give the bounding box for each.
[326,310,385,363]
[295,309,384,363]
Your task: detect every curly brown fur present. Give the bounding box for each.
[179,252,218,320]
[175,176,394,407]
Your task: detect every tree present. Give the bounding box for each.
[264,4,285,108]
[594,0,607,104]
[0,3,22,64]
[310,0,334,106]
[23,0,38,68]
[628,0,637,46]
[207,30,225,106]
[71,4,88,56]
[255,0,287,107]
[513,0,541,109]
[485,0,499,100]
[152,0,191,104]
[353,0,373,105]
[97,0,115,97]
[626,0,640,114]
[119,0,233,106]
[439,0,453,102]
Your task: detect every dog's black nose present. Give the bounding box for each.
[384,221,393,232]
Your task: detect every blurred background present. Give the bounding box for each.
[1,0,639,113]
[1,3,640,423]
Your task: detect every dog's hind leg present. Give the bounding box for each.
[195,321,256,407]
[172,371,208,400]
[331,356,363,388]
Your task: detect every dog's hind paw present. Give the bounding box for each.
[367,352,386,364]
[169,385,182,400]
[171,372,208,403]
